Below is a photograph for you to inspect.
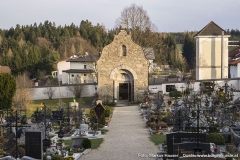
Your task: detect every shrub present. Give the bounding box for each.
[169,90,182,97]
[206,133,225,145]
[43,154,62,160]
[82,138,91,149]
[104,106,111,117]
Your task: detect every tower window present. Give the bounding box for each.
[122,45,126,56]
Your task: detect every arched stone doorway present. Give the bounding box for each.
[111,69,134,102]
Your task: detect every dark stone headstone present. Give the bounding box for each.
[166,132,206,155]
[25,132,42,159]
[221,133,232,144]
[173,142,212,157]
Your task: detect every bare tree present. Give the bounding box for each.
[13,72,34,113]
[43,78,57,99]
[98,85,113,103]
[67,76,88,98]
[43,87,56,100]
[115,4,157,48]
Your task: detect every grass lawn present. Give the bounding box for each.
[149,134,166,145]
[63,139,73,150]
[90,138,104,149]
[27,97,92,118]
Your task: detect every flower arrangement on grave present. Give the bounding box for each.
[158,121,168,129]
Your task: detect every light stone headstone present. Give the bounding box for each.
[80,124,88,135]
[69,102,79,110]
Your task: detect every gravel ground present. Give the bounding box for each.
[80,105,159,160]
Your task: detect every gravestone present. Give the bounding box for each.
[25,132,42,160]
[221,133,232,144]
[166,132,207,156]
[173,142,212,157]
[79,124,88,135]
[69,102,79,110]
[72,137,86,148]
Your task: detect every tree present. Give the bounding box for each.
[13,72,34,113]
[115,4,157,48]
[0,73,16,110]
[182,32,196,70]
[66,76,88,98]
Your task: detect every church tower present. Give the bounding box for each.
[195,21,230,80]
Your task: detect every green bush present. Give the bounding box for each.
[169,90,182,97]
[209,126,218,133]
[82,138,91,149]
[206,133,225,145]
[43,154,62,160]
[104,106,111,117]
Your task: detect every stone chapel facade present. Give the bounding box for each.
[97,29,149,102]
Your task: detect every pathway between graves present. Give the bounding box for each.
[81,105,159,160]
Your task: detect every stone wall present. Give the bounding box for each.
[97,29,149,101]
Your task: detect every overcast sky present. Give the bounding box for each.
[1,0,239,32]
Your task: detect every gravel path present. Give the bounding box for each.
[81,105,159,160]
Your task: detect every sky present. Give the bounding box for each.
[1,0,240,32]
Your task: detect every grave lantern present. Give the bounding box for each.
[43,138,51,147]
[58,130,64,139]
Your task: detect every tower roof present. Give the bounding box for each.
[195,21,229,36]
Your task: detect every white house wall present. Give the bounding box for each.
[70,62,85,69]
[238,63,240,77]
[62,72,69,84]
[57,61,70,81]
[230,66,238,78]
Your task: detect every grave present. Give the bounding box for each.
[166,132,207,156]
[79,124,88,135]
[25,132,42,159]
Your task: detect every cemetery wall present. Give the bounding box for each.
[32,84,96,100]
[149,79,240,94]
[31,79,240,100]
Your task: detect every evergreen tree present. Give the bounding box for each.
[182,32,196,70]
[0,73,16,110]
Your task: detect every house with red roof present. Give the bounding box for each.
[0,66,11,73]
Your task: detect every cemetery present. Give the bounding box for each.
[2,79,240,159]
[0,96,113,160]
[140,80,240,159]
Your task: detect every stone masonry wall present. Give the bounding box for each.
[97,29,149,101]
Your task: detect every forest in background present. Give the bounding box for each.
[0,20,239,79]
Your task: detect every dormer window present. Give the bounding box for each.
[122,45,126,56]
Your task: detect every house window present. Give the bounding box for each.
[84,65,87,69]
[84,74,86,76]
[122,45,126,56]
[71,74,74,77]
